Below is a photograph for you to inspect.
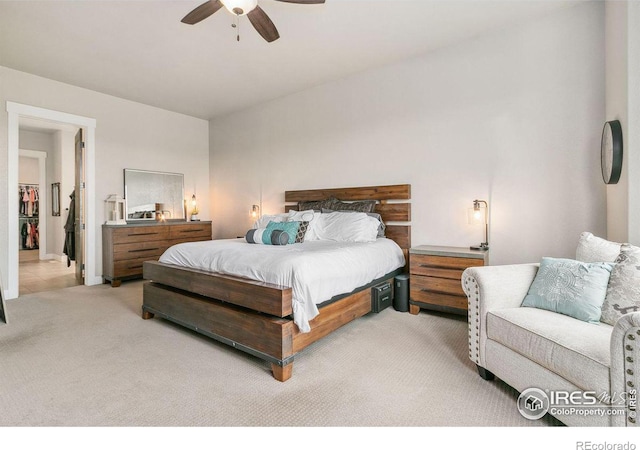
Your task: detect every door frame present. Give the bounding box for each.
[18,149,48,262]
[6,101,98,299]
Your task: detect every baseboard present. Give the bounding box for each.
[43,254,65,262]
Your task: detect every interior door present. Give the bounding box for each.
[74,128,85,284]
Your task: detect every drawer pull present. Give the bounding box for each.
[128,265,143,270]
[127,232,159,237]
[178,229,200,233]
[129,248,160,253]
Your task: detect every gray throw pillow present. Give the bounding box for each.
[600,243,640,326]
[329,198,376,213]
[298,197,339,212]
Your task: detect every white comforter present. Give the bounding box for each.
[158,238,405,333]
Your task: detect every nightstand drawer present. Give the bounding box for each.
[410,288,468,310]
[410,265,464,280]
[112,226,169,244]
[410,274,464,297]
[410,253,484,271]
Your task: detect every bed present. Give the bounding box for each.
[141,184,411,381]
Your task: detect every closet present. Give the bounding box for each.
[19,183,39,250]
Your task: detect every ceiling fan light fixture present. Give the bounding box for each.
[221,0,258,16]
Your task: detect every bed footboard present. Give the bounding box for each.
[143,282,296,380]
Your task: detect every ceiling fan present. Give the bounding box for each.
[181,0,325,43]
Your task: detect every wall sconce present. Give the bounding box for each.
[468,199,489,251]
[190,194,200,222]
[251,204,260,219]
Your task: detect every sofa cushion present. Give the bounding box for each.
[521,257,614,323]
[487,307,612,395]
[601,243,640,326]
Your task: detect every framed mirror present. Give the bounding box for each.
[124,169,185,221]
[51,182,61,217]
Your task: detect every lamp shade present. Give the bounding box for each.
[468,206,485,225]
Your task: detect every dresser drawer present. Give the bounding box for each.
[113,241,168,261]
[103,221,212,286]
[170,223,211,239]
[114,256,158,278]
[410,253,484,272]
[112,226,169,244]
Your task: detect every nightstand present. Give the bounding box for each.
[409,245,488,315]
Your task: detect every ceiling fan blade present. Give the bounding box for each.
[181,0,224,25]
[274,0,325,3]
[247,6,280,42]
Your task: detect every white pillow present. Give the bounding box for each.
[576,232,621,263]
[313,211,380,243]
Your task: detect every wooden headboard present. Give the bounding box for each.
[284,184,411,253]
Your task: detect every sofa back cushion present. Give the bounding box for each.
[521,257,614,323]
[600,243,640,326]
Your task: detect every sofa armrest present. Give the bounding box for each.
[610,312,640,427]
[462,263,539,369]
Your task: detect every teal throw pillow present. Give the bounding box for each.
[521,257,615,323]
[264,221,300,245]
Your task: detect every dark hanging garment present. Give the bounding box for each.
[63,190,76,267]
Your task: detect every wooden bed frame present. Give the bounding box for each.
[142,184,411,381]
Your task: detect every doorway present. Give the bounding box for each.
[6,102,98,300]
[17,125,81,295]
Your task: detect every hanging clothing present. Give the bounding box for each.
[20,187,27,215]
[63,190,76,267]
[21,222,28,248]
[31,222,39,249]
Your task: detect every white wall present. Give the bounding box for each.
[210,2,606,265]
[18,156,40,185]
[0,67,210,293]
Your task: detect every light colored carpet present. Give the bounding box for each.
[0,281,560,427]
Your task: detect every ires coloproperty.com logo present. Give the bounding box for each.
[517,387,637,421]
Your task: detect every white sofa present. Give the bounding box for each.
[462,240,640,426]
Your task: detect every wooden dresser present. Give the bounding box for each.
[409,245,488,315]
[102,221,211,287]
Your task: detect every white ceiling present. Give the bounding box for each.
[0,0,579,120]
